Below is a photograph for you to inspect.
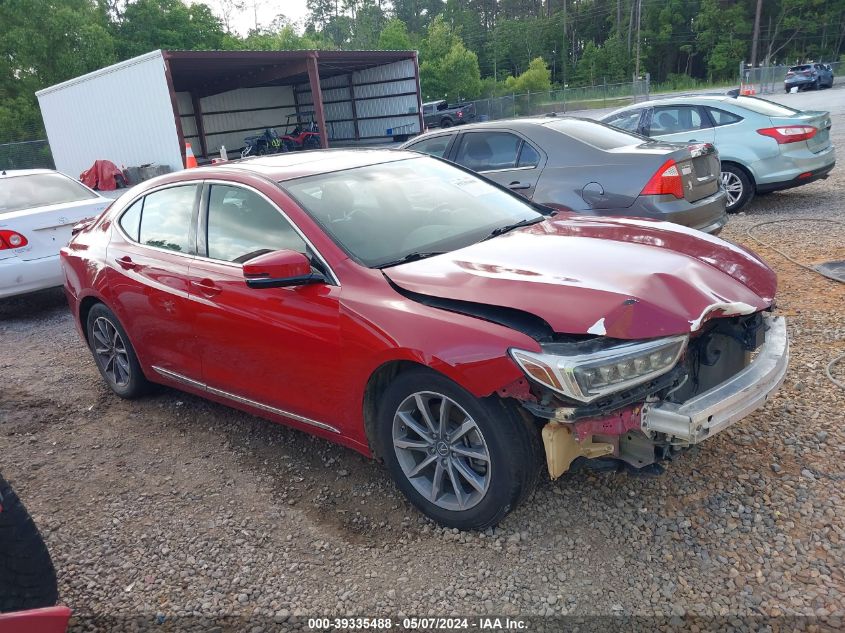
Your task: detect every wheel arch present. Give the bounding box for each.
[721,159,757,189]
[362,359,431,460]
[79,295,105,343]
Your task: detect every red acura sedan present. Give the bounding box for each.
[61,150,788,529]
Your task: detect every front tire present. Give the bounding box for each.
[721,163,754,213]
[377,369,542,530]
[86,304,149,399]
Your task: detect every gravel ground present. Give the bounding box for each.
[1,88,843,632]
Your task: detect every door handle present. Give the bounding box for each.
[688,139,699,142]
[116,256,137,270]
[191,279,222,297]
[508,181,532,190]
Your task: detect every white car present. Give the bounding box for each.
[0,169,111,298]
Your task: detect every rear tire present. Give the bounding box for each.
[0,475,58,613]
[721,163,754,213]
[440,119,453,128]
[86,303,150,399]
[377,368,542,530]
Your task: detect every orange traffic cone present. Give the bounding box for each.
[185,141,198,169]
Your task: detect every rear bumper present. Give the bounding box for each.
[627,188,728,234]
[756,160,836,194]
[0,254,63,299]
[643,315,788,443]
[784,78,816,87]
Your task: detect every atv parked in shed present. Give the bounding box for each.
[241,128,286,158]
[280,113,322,151]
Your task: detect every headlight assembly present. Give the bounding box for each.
[510,335,688,403]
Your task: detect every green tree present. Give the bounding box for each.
[116,0,227,58]
[418,16,482,101]
[695,0,751,80]
[0,0,116,141]
[503,57,551,93]
[377,19,413,50]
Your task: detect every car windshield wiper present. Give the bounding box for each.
[376,251,446,269]
[481,216,545,241]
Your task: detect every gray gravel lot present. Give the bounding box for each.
[1,88,843,631]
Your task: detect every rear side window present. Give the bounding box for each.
[650,106,708,134]
[708,108,743,126]
[406,135,453,158]
[455,132,522,171]
[0,173,97,215]
[544,119,642,150]
[605,109,643,132]
[517,143,540,168]
[138,185,197,253]
[206,185,306,263]
[118,199,143,241]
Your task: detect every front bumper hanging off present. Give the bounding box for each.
[643,316,789,443]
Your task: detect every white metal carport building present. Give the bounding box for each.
[36,49,424,178]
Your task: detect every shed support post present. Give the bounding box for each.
[413,52,425,134]
[348,74,360,141]
[307,53,329,149]
[190,93,208,159]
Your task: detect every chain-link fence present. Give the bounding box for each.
[741,61,841,95]
[0,139,55,171]
[469,75,650,122]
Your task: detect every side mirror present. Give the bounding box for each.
[242,250,325,289]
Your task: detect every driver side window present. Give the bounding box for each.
[205,185,307,263]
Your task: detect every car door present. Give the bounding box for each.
[106,183,201,380]
[645,105,715,144]
[187,181,345,429]
[452,131,544,198]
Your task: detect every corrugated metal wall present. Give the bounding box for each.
[36,51,183,177]
[177,86,297,157]
[296,59,421,143]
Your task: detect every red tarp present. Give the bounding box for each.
[79,160,124,191]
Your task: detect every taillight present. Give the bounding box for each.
[456,110,463,118]
[0,229,28,249]
[641,159,684,199]
[756,126,817,144]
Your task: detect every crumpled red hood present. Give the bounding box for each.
[384,216,777,339]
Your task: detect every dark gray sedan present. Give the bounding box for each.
[401,117,727,234]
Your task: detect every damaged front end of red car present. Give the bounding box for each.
[386,216,790,479]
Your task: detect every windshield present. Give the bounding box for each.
[788,65,811,72]
[544,118,645,149]
[0,172,97,215]
[282,157,544,268]
[735,96,800,117]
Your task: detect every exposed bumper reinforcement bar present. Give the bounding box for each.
[643,316,789,443]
